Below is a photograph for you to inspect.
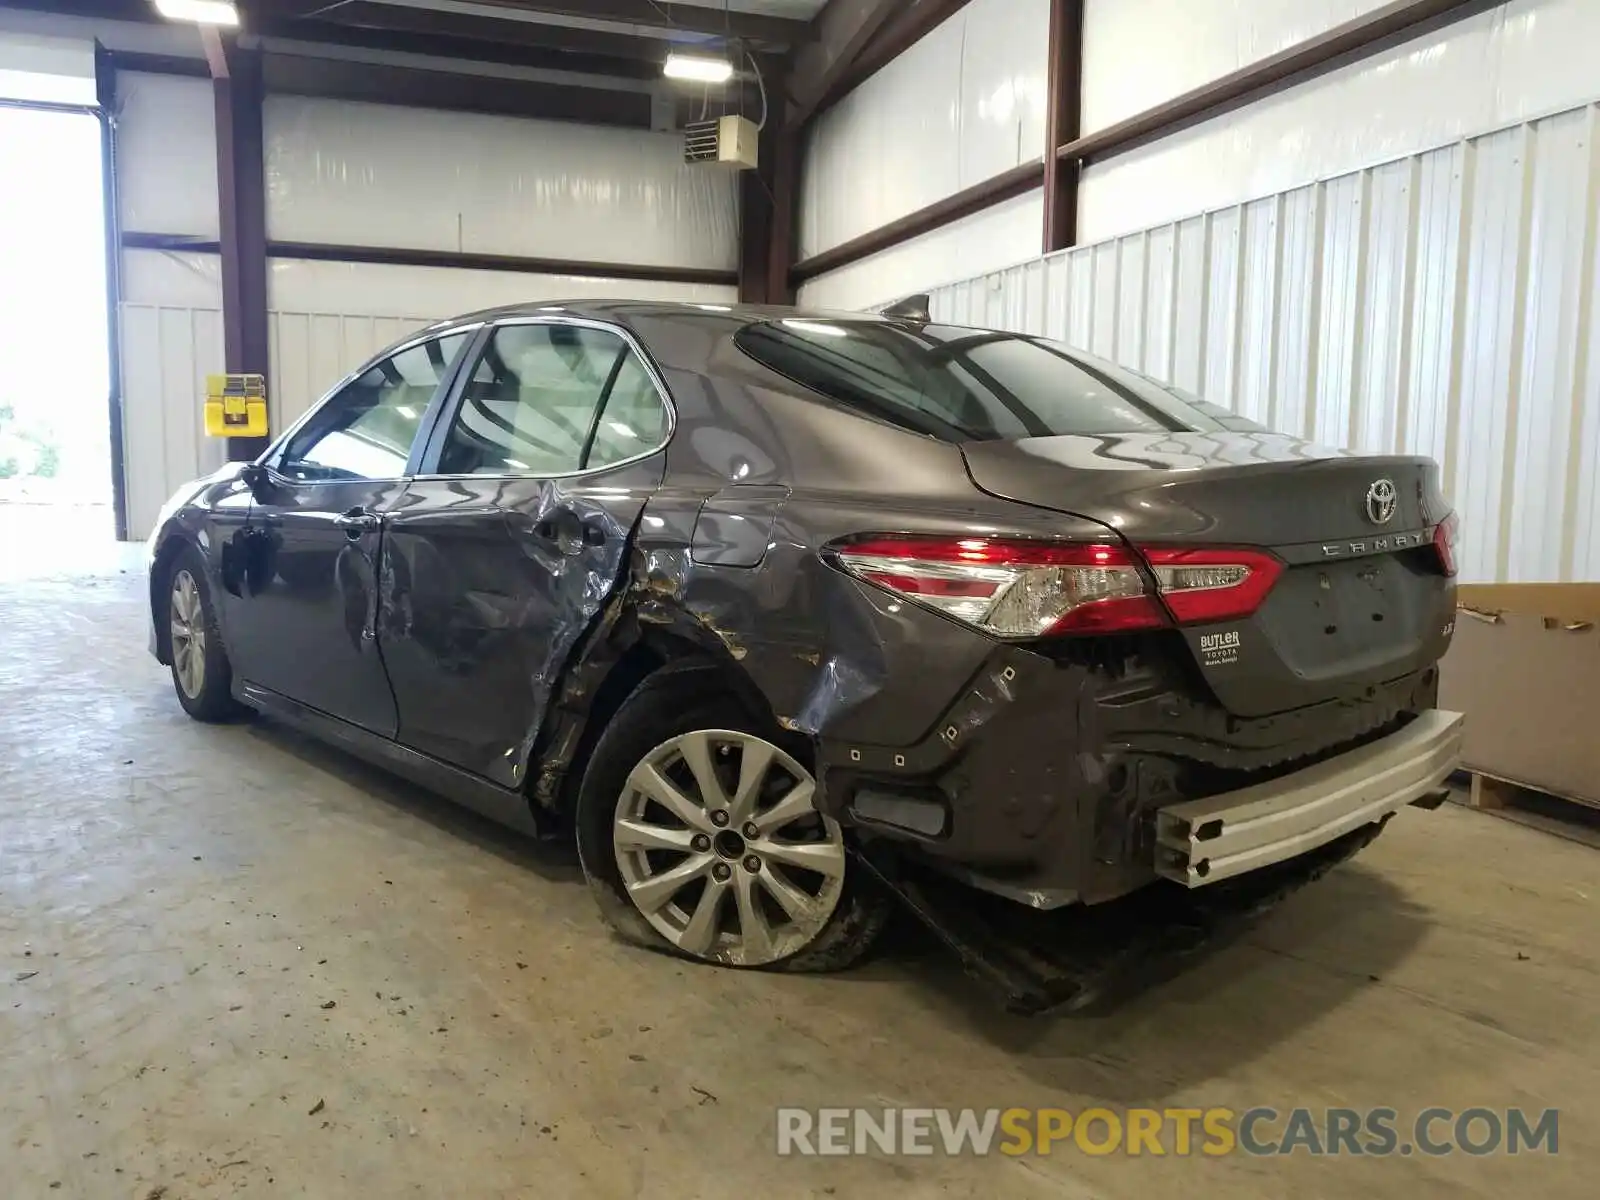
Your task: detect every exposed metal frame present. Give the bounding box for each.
[1042,0,1084,255]
[96,43,130,542]
[826,0,975,114]
[790,0,1494,287]
[785,0,903,129]
[211,36,272,462]
[119,232,739,288]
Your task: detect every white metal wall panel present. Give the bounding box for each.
[1078,0,1600,243]
[120,304,226,540]
[926,101,1600,584]
[115,73,218,238]
[264,96,737,270]
[798,0,1049,260]
[795,190,1043,312]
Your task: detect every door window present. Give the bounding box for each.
[276,332,469,482]
[586,353,672,470]
[436,323,669,476]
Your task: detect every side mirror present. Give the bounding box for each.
[240,462,270,499]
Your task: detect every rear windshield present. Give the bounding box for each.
[735,318,1263,442]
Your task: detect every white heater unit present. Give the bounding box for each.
[684,115,759,169]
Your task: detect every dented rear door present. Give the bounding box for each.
[374,318,671,787]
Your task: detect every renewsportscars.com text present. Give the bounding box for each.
[775,1106,1559,1158]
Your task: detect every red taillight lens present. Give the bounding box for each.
[832,536,1285,638]
[832,536,1166,637]
[1141,547,1284,624]
[1432,512,1460,577]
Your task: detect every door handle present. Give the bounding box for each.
[510,511,598,557]
[334,507,380,538]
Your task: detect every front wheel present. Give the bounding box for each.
[165,547,240,722]
[575,670,888,972]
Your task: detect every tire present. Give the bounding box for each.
[574,665,889,973]
[164,545,241,723]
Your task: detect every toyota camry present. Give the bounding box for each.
[147,299,1464,988]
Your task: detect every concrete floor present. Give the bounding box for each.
[3,543,1597,1200]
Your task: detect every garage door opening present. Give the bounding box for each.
[0,95,112,554]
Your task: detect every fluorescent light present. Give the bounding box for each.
[153,0,239,25]
[395,405,417,419]
[664,53,733,84]
[504,458,530,471]
[608,421,636,439]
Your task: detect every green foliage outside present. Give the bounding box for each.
[0,401,61,480]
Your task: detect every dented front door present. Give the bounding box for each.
[375,457,660,788]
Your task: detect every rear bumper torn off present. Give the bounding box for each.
[1154,708,1464,887]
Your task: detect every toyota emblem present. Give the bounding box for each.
[1365,478,1398,525]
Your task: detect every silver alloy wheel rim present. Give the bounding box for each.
[170,569,206,700]
[613,729,847,966]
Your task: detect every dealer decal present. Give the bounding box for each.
[1199,628,1242,667]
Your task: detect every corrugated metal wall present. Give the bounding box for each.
[930,102,1600,584]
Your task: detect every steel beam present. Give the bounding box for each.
[1042,0,1084,254]
[212,40,271,461]
[786,0,901,128]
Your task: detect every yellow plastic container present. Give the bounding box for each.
[203,373,269,438]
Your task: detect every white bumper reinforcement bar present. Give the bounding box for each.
[1154,709,1464,888]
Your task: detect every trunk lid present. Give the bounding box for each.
[961,431,1457,717]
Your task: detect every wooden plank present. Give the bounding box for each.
[1454,770,1600,853]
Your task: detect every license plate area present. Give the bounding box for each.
[1256,556,1424,679]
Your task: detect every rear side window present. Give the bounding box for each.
[435,323,669,476]
[735,319,1262,442]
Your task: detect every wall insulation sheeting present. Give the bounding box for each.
[115,73,219,239]
[928,102,1600,585]
[799,0,1049,262]
[1079,0,1600,242]
[264,96,738,271]
[1081,0,1395,134]
[796,190,1043,312]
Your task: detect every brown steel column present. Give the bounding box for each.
[766,124,799,305]
[214,42,270,461]
[1042,0,1084,254]
[738,115,778,304]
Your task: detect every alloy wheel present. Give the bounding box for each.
[170,569,207,699]
[613,729,847,966]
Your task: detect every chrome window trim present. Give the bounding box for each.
[253,322,485,486]
[411,315,678,484]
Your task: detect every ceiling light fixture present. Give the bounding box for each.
[664,53,734,84]
[153,0,239,25]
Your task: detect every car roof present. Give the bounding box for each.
[424,299,921,336]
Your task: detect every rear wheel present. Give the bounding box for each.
[575,669,888,971]
[166,547,240,722]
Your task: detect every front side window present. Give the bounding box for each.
[436,323,669,475]
[278,332,469,482]
[735,319,1265,442]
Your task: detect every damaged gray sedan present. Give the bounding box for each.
[147,300,1465,992]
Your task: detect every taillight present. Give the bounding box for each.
[1432,512,1460,577]
[830,536,1283,637]
[1141,547,1284,623]
[832,536,1165,637]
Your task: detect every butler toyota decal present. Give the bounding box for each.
[1200,629,1242,667]
[773,1107,1559,1158]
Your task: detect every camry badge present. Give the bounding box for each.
[1365,478,1398,525]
